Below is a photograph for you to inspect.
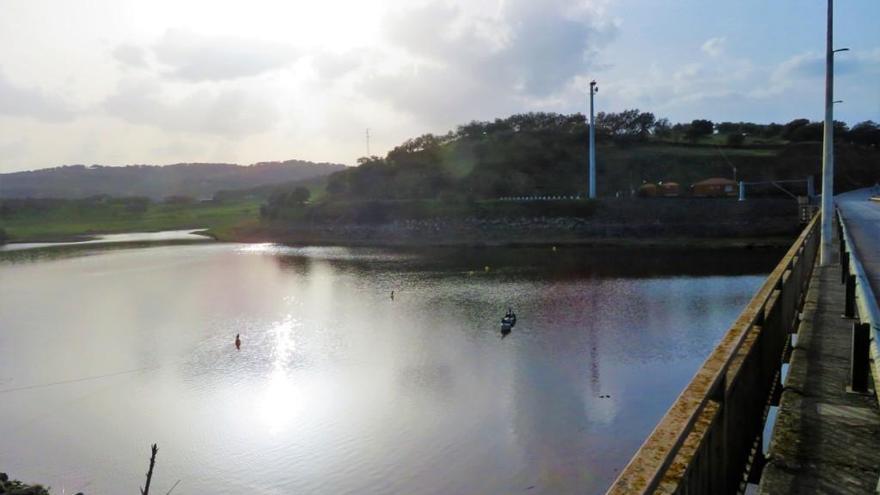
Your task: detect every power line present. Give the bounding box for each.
[0,365,159,394]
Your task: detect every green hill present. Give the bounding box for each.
[261,112,879,220]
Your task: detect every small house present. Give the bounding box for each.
[658,182,681,197]
[691,177,737,198]
[638,183,659,197]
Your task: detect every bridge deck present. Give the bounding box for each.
[760,214,880,493]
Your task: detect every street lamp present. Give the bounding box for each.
[819,0,848,266]
[588,80,598,199]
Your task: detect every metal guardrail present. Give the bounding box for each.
[499,195,583,201]
[606,213,820,494]
[836,209,880,396]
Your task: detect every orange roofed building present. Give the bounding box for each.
[691,177,738,198]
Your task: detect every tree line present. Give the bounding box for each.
[596,112,879,146]
[311,111,879,205]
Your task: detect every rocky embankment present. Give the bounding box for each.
[226,198,805,248]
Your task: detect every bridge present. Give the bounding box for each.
[606,186,880,494]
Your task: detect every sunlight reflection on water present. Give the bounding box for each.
[256,316,302,434]
[0,243,780,494]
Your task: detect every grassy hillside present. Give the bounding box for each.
[258,113,878,222]
[0,197,260,242]
[306,113,878,207]
[213,173,331,202]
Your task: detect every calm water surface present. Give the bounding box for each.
[0,243,781,494]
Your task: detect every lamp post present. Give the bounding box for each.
[589,80,598,199]
[819,0,849,266]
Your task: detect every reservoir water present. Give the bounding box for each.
[0,242,781,494]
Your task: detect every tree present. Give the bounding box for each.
[653,118,672,138]
[782,119,810,140]
[457,121,488,139]
[326,170,349,195]
[634,112,656,137]
[788,122,823,142]
[726,132,746,147]
[848,121,880,147]
[595,109,656,144]
[263,186,311,218]
[763,123,783,138]
[685,119,714,141]
[0,227,8,245]
[716,122,741,134]
[290,186,310,204]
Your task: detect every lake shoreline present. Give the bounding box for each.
[214,197,805,249]
[215,216,801,250]
[0,239,213,260]
[2,228,213,245]
[1,197,803,251]
[0,227,798,252]
[220,229,796,249]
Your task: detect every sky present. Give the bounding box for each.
[0,0,877,173]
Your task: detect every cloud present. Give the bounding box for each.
[103,77,280,136]
[311,51,366,81]
[357,0,617,124]
[0,137,27,161]
[606,55,757,120]
[152,29,299,81]
[362,65,516,125]
[757,47,880,100]
[0,71,77,122]
[113,44,149,68]
[772,48,880,83]
[771,51,823,82]
[150,140,204,159]
[700,37,725,57]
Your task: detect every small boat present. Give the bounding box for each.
[501,311,517,333]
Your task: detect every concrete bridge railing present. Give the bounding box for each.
[606,213,821,494]
[836,209,880,397]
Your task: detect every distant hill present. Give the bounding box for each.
[212,173,331,202]
[0,160,347,200]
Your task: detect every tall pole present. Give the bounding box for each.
[366,128,371,157]
[589,81,597,199]
[819,0,834,266]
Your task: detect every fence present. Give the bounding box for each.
[498,195,583,201]
[606,213,820,494]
